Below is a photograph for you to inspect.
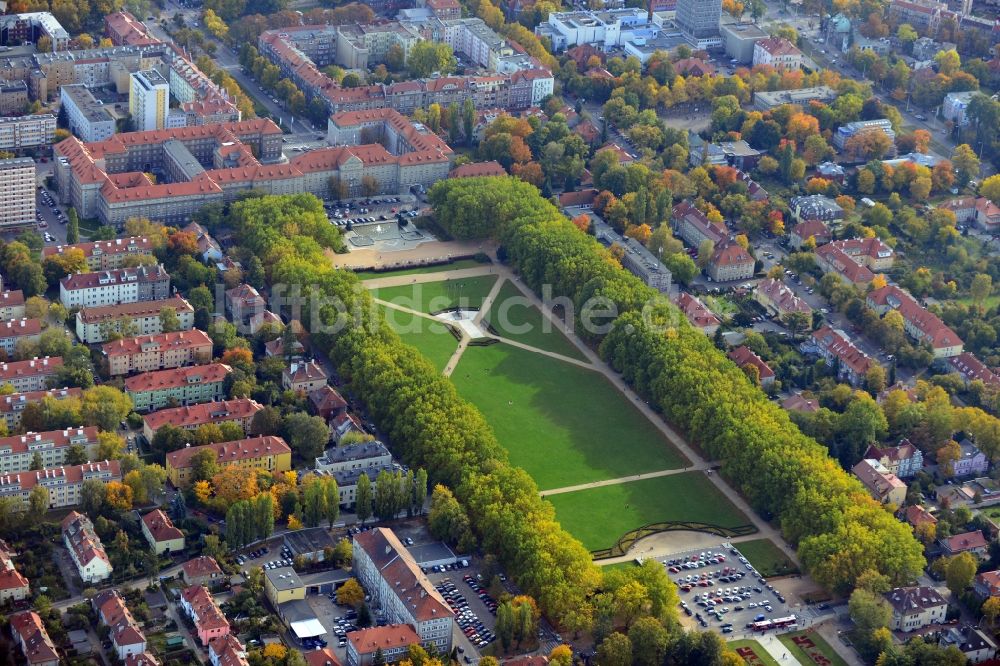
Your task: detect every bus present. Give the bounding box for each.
[751,616,797,632]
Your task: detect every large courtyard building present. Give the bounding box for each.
[0,158,36,232]
[55,116,454,225]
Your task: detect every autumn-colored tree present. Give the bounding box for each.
[625,224,652,244]
[511,161,544,187]
[263,644,287,660]
[211,466,259,505]
[571,215,590,232]
[193,480,213,505]
[105,481,133,512]
[287,514,303,530]
[807,178,832,195]
[221,347,254,372]
[338,577,366,607]
[937,439,963,476]
[167,231,199,257]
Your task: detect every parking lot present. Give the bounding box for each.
[660,543,796,635]
[430,571,498,661]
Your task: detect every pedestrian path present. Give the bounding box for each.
[540,464,712,497]
[759,634,803,666]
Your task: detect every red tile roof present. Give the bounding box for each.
[0,319,40,339]
[449,161,506,178]
[711,240,754,269]
[0,542,28,592]
[782,394,819,412]
[183,555,223,580]
[756,278,811,315]
[791,219,831,243]
[143,398,263,433]
[905,504,937,527]
[815,243,875,284]
[42,236,153,261]
[283,360,327,386]
[949,352,1000,387]
[166,435,290,471]
[61,264,168,292]
[142,509,184,543]
[867,285,963,351]
[125,363,231,393]
[77,296,193,325]
[0,427,98,456]
[0,357,62,383]
[102,329,212,358]
[62,510,111,569]
[182,585,230,632]
[354,528,452,623]
[347,624,421,654]
[755,36,802,57]
[209,635,249,666]
[304,647,342,666]
[0,290,25,309]
[673,292,720,330]
[811,325,874,377]
[727,346,774,381]
[942,530,989,553]
[10,611,58,664]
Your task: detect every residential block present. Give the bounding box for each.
[124,362,231,412]
[164,434,290,487]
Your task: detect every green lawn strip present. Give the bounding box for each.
[599,561,641,573]
[482,280,587,361]
[378,305,458,372]
[737,538,799,577]
[451,343,686,490]
[727,640,781,666]
[371,274,499,314]
[545,473,751,551]
[355,258,487,280]
[777,630,849,666]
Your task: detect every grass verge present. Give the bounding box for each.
[736,538,799,577]
[378,305,458,372]
[777,630,849,666]
[372,274,499,313]
[483,280,587,361]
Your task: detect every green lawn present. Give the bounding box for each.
[371,274,499,314]
[354,258,487,280]
[545,473,752,551]
[728,640,781,666]
[451,343,686,490]
[483,280,587,361]
[378,305,458,372]
[778,630,849,666]
[737,539,799,577]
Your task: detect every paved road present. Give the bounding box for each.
[53,561,186,612]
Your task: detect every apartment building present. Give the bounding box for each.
[0,387,81,433]
[165,435,291,487]
[142,397,263,441]
[0,357,63,393]
[180,585,230,646]
[0,12,70,50]
[61,85,116,143]
[0,291,25,321]
[833,119,896,152]
[0,319,40,356]
[93,590,147,659]
[315,441,393,475]
[347,625,421,666]
[867,285,963,358]
[1,460,120,512]
[0,158,35,231]
[864,440,924,479]
[43,237,155,271]
[225,284,266,335]
[210,635,249,666]
[885,586,947,632]
[0,81,27,114]
[752,37,803,69]
[75,296,194,344]
[329,464,399,506]
[182,555,224,587]
[60,264,171,309]
[754,278,812,319]
[140,508,185,554]
[353,527,454,653]
[105,10,158,46]
[673,201,727,248]
[282,360,328,393]
[125,362,231,412]
[0,115,56,151]
[103,329,213,376]
[0,427,98,475]
[707,240,755,282]
[129,69,169,131]
[811,326,875,386]
[9,611,59,666]
[62,510,113,583]
[852,459,907,505]
[0,541,30,603]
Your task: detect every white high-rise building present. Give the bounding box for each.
[129,69,169,131]
[0,158,35,231]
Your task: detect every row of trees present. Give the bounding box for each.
[224,192,601,630]
[429,176,926,596]
[225,492,275,550]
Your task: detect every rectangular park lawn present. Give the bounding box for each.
[371,274,498,314]
[483,280,587,361]
[545,473,752,552]
[451,343,686,490]
[378,305,458,372]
